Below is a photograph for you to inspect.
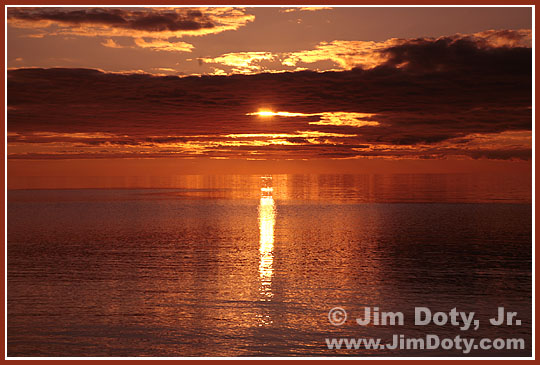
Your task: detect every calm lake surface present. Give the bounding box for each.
[7,174,532,357]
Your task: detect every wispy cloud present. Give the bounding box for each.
[247,111,380,128]
[101,38,123,48]
[8,7,254,54]
[134,38,194,52]
[8,7,254,37]
[281,7,333,13]
[199,29,532,75]
[199,52,278,74]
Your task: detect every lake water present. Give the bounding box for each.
[7,174,532,357]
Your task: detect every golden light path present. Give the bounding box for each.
[257,176,276,326]
[247,110,380,127]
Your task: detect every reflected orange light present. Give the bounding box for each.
[259,196,275,254]
[258,176,276,305]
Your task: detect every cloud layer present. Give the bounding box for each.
[7,31,532,161]
[8,7,254,52]
[202,29,532,74]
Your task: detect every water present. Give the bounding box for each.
[7,174,532,357]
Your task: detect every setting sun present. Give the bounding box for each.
[256,110,275,117]
[248,110,316,117]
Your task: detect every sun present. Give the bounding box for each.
[255,110,275,117]
[247,110,309,117]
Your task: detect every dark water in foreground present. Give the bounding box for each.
[7,174,532,357]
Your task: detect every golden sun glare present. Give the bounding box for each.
[256,110,275,117]
[247,110,315,117]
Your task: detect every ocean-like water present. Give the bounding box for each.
[7,174,532,357]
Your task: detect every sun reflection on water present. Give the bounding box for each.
[257,176,276,325]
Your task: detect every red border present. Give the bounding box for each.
[0,1,537,5]
[1,2,535,362]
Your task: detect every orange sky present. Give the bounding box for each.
[6,6,533,183]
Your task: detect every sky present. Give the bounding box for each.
[6,6,533,179]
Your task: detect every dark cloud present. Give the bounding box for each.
[8,8,129,26]
[7,7,216,32]
[381,35,531,74]
[7,33,532,160]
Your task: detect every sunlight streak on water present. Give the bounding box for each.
[258,176,276,325]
